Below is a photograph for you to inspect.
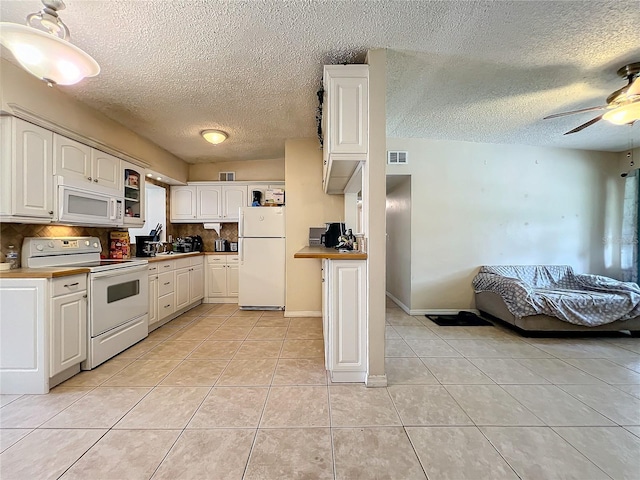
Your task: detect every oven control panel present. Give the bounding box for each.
[23,237,102,257]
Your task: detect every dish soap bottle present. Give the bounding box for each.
[5,245,18,269]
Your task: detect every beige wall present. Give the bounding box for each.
[385,176,412,309]
[365,49,387,382]
[387,137,623,312]
[284,138,344,315]
[189,158,285,181]
[0,59,189,182]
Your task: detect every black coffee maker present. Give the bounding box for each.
[321,223,345,248]
[192,235,204,252]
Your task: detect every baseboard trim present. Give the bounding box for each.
[385,292,411,314]
[365,374,388,387]
[284,310,322,318]
[412,308,481,316]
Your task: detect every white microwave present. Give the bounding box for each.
[57,177,124,226]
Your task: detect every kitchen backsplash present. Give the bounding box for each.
[171,223,238,252]
[0,223,114,265]
[1,221,240,265]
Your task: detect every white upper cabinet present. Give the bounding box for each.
[171,183,248,222]
[197,185,222,220]
[322,64,369,195]
[222,185,247,220]
[171,186,197,220]
[91,150,121,191]
[54,135,121,191]
[0,117,54,221]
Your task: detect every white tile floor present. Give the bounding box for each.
[1,301,640,479]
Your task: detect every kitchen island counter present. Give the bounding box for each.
[294,246,367,260]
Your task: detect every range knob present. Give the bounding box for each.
[85,240,90,246]
[93,242,99,248]
[36,244,44,251]
[47,241,54,248]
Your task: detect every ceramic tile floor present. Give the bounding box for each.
[2,301,640,479]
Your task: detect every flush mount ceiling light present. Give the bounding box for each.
[0,0,99,86]
[201,129,228,145]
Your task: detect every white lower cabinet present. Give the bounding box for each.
[322,259,367,383]
[148,255,205,330]
[51,289,87,377]
[205,255,239,303]
[148,265,159,326]
[0,274,87,394]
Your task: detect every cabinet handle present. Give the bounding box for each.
[324,160,327,165]
[164,265,171,268]
[94,179,98,183]
[83,294,87,298]
[88,176,92,181]
[164,304,170,308]
[64,282,79,288]
[163,282,170,285]
[48,211,54,215]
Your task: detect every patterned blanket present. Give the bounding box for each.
[473,265,640,326]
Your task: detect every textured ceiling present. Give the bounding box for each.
[1,0,639,163]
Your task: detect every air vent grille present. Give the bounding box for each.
[387,151,408,165]
[219,172,235,181]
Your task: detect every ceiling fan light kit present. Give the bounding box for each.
[602,102,640,126]
[545,62,640,134]
[0,0,99,86]
[201,129,228,145]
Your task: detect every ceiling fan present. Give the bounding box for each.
[544,62,640,135]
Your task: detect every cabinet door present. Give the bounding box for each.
[328,76,368,155]
[206,264,227,297]
[197,185,222,220]
[329,260,366,375]
[13,119,54,218]
[91,150,121,190]
[123,162,145,226]
[190,265,204,303]
[54,135,91,182]
[222,185,247,220]
[171,186,197,221]
[51,291,87,376]
[148,276,158,326]
[226,263,239,297]
[175,268,191,311]
[321,259,329,368]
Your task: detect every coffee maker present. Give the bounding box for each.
[192,235,204,252]
[135,235,156,257]
[321,223,345,248]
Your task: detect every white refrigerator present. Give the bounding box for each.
[238,206,286,309]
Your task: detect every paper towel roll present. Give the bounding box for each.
[203,223,221,234]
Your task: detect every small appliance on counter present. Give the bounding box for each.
[321,222,345,248]
[309,227,325,246]
[215,238,228,252]
[230,242,238,252]
[135,235,156,257]
[192,235,204,252]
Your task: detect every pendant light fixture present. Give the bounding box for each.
[201,130,228,145]
[0,0,99,86]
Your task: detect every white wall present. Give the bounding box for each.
[284,138,344,316]
[387,137,622,311]
[386,176,411,309]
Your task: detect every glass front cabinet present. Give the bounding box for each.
[123,161,145,226]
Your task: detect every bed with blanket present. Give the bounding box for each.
[473,265,640,333]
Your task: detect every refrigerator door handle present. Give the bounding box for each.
[239,238,244,263]
[239,209,244,238]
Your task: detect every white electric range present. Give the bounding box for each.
[22,237,149,369]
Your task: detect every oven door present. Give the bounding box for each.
[59,184,123,226]
[89,265,149,337]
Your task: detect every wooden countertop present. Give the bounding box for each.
[143,252,205,263]
[294,246,368,260]
[0,267,90,279]
[204,251,239,256]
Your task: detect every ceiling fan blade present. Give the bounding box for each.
[563,115,603,135]
[544,105,608,120]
